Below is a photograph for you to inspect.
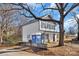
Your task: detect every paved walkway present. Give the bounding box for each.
[0,51,39,56]
[0,46,39,56]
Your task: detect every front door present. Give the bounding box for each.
[53,34,55,42]
[42,33,49,44]
[46,34,49,43]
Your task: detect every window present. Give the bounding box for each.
[51,25,55,29]
[40,21,55,31]
[47,24,51,29]
[27,35,30,38]
[41,21,46,28]
[47,23,55,29]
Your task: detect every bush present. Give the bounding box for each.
[3,35,22,46]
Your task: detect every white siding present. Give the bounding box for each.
[22,21,40,42]
[22,20,58,43]
[49,33,53,42]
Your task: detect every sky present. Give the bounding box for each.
[0,3,78,32]
[11,3,79,32]
[31,3,79,20]
[26,3,79,32]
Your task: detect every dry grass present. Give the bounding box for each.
[23,44,79,56]
[0,39,79,56]
[0,44,79,56]
[0,44,18,50]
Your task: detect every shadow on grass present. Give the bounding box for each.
[32,47,47,52]
[71,40,79,44]
[22,46,48,52]
[53,45,62,48]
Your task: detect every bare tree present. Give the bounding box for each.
[11,3,79,46]
[44,3,79,46]
[72,12,79,40]
[0,4,22,44]
[0,10,14,43]
[68,26,76,35]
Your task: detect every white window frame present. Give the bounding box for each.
[39,21,55,31]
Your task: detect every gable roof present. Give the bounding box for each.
[21,19,38,26]
[21,15,57,27]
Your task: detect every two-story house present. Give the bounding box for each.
[22,15,59,44]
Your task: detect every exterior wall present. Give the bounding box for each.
[22,21,40,42]
[48,33,59,42]
[22,20,58,43]
[39,21,59,43]
[55,33,59,42]
[49,33,53,42]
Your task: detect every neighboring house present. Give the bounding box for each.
[22,15,59,44]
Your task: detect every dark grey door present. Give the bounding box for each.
[53,34,55,41]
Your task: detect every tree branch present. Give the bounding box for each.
[20,13,33,18]
[44,8,58,10]
[17,3,60,24]
[64,3,79,17]
[64,3,68,9]
[55,3,61,14]
[0,8,23,11]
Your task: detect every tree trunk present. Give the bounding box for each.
[77,24,79,40]
[0,31,3,44]
[58,4,65,46]
[59,23,64,46]
[78,32,79,40]
[0,36,3,43]
[59,14,64,46]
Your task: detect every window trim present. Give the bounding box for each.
[39,21,55,31]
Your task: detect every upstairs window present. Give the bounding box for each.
[41,21,47,28]
[27,35,30,39]
[40,21,55,31]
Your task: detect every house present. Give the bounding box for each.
[22,15,59,45]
